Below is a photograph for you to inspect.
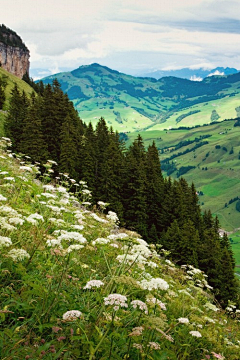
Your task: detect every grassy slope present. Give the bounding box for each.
[0,67,34,136]
[126,120,240,269]
[0,138,240,359]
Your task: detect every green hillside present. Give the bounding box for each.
[39,63,240,132]
[126,120,240,231]
[0,137,240,359]
[0,67,34,135]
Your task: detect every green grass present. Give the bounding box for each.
[0,137,240,359]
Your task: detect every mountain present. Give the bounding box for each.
[138,67,239,80]
[38,63,240,132]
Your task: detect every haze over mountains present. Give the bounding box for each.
[39,63,240,132]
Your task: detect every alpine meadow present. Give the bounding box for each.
[0,24,240,360]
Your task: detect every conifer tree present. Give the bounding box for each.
[20,93,48,162]
[123,135,148,237]
[5,85,29,151]
[59,113,79,179]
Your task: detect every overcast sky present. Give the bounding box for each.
[2,0,240,78]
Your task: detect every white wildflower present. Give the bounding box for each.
[106,211,119,223]
[46,238,63,248]
[71,224,84,230]
[58,231,87,244]
[90,213,107,223]
[136,238,149,247]
[178,317,190,324]
[8,217,25,225]
[107,233,129,240]
[147,261,158,268]
[67,244,84,253]
[62,310,82,321]
[26,213,44,224]
[0,236,12,248]
[92,238,110,246]
[19,166,33,172]
[104,294,128,309]
[0,194,7,201]
[189,330,202,338]
[83,280,104,289]
[147,342,161,350]
[131,300,148,314]
[8,248,30,261]
[41,193,57,199]
[140,277,169,291]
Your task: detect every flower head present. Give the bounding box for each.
[83,280,104,289]
[62,310,82,321]
[104,293,128,310]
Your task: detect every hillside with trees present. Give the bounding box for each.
[2,79,239,308]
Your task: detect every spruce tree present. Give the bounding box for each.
[20,93,48,162]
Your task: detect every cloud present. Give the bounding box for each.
[190,75,203,81]
[207,70,225,77]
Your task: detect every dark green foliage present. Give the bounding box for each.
[176,165,195,177]
[175,110,201,123]
[236,200,240,212]
[0,75,7,109]
[0,24,28,50]
[4,84,30,151]
[211,109,220,122]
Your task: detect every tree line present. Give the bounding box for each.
[4,80,239,307]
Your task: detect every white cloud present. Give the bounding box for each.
[190,75,203,81]
[207,70,225,76]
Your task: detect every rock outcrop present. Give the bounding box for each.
[0,24,30,78]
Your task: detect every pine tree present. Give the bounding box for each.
[4,85,29,151]
[59,113,79,179]
[20,93,48,162]
[123,135,148,237]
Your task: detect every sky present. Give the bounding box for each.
[2,0,240,78]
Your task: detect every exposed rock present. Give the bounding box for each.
[0,24,30,78]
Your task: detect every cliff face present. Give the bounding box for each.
[0,25,30,78]
[0,42,30,79]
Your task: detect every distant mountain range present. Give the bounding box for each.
[38,63,240,132]
[137,67,239,81]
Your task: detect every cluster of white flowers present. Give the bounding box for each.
[62,310,82,321]
[67,244,84,253]
[46,238,63,248]
[57,231,87,244]
[131,300,148,314]
[26,213,44,225]
[178,317,190,324]
[4,177,15,182]
[40,192,57,199]
[147,342,161,350]
[0,236,12,248]
[106,211,119,224]
[0,205,19,216]
[107,233,129,241]
[49,218,65,226]
[0,194,7,201]
[116,253,146,265]
[8,217,25,226]
[19,166,33,172]
[90,213,107,223]
[147,261,158,268]
[140,277,169,291]
[83,280,104,289]
[104,293,128,311]
[92,238,110,246]
[71,224,84,231]
[8,248,30,261]
[146,297,166,310]
[189,330,202,338]
[0,217,16,231]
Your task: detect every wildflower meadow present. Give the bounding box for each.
[0,137,240,359]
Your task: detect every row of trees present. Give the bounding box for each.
[4,80,239,307]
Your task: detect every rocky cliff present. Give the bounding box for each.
[0,24,30,78]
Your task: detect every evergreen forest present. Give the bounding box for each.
[3,79,239,308]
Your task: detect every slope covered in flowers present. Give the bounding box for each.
[0,137,239,360]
